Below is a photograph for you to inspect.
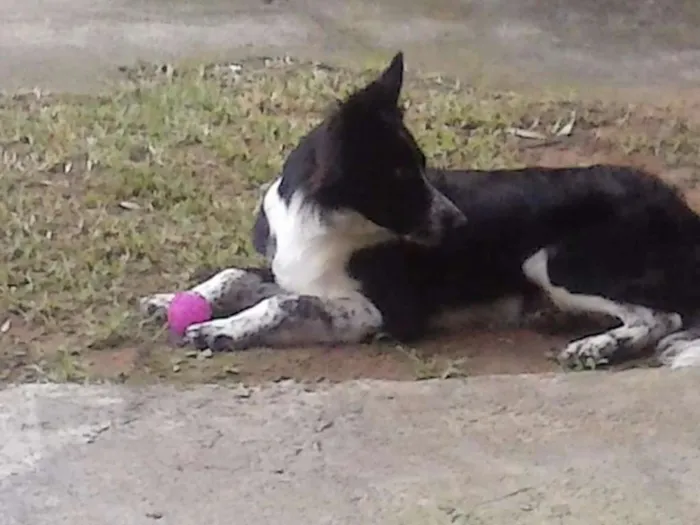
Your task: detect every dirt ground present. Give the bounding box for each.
[2,60,700,385]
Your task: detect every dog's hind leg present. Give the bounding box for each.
[523,248,682,369]
[140,267,282,322]
[182,293,383,352]
[655,313,700,368]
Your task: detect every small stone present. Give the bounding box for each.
[198,349,214,359]
[234,388,252,399]
[315,420,334,432]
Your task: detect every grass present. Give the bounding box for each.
[1,56,700,384]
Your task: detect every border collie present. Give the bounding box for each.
[141,52,700,370]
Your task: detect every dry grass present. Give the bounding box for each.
[2,56,700,384]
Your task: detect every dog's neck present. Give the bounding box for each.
[262,178,395,298]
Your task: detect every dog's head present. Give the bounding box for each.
[253,52,466,257]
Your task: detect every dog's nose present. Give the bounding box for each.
[440,210,467,232]
[427,184,466,229]
[447,209,467,229]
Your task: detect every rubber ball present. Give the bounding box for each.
[167,292,213,336]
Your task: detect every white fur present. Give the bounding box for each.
[183,293,382,350]
[656,331,700,369]
[523,249,631,319]
[140,293,175,319]
[669,345,700,369]
[262,178,396,298]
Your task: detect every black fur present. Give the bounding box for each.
[350,165,700,341]
[252,206,274,258]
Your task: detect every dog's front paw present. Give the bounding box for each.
[139,293,176,322]
[183,319,240,352]
[557,334,613,370]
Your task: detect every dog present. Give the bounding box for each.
[141,51,700,370]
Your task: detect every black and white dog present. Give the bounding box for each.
[141,52,700,370]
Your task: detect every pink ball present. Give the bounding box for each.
[167,292,213,337]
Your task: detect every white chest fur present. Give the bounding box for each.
[262,179,394,298]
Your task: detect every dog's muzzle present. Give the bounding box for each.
[407,183,467,245]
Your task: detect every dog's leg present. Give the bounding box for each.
[182,293,382,352]
[655,313,700,368]
[523,248,682,369]
[557,305,681,369]
[140,267,282,321]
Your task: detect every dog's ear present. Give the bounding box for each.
[376,52,404,104]
[362,52,404,109]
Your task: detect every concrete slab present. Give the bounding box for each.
[3,371,700,524]
[2,0,700,92]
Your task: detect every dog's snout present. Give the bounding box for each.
[404,184,467,246]
[440,208,467,230]
[431,187,466,231]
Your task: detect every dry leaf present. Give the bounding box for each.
[550,118,562,134]
[556,111,577,136]
[506,127,547,140]
[118,201,141,210]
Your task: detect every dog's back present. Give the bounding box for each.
[431,164,697,245]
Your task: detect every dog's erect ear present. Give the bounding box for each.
[376,52,404,102]
[362,52,404,109]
